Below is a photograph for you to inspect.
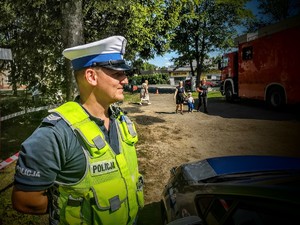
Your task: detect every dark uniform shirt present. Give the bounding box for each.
[176,86,185,104]
[198,84,208,98]
[14,106,120,191]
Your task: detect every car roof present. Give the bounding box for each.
[181,155,300,182]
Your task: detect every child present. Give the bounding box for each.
[187,92,195,112]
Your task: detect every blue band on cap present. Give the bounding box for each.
[71,53,122,70]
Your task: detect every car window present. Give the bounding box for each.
[197,195,214,214]
[206,198,227,225]
[196,195,298,225]
[196,196,234,225]
[224,198,298,225]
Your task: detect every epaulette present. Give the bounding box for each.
[41,113,62,126]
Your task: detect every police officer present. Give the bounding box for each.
[12,36,144,225]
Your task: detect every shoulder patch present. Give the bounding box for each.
[42,113,62,126]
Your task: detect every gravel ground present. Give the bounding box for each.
[122,93,300,225]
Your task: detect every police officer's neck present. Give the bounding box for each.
[82,102,110,130]
[82,101,109,120]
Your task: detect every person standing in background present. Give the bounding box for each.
[196,78,208,113]
[144,80,151,104]
[174,81,186,114]
[139,82,148,105]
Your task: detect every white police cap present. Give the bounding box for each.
[62,36,131,71]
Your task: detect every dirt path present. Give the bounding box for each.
[121,93,300,210]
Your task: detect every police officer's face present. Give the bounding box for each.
[94,67,128,104]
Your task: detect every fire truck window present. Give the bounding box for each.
[242,46,253,60]
[221,57,229,68]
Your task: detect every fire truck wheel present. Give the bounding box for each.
[225,85,234,102]
[266,87,285,109]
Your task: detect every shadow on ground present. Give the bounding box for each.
[133,115,166,125]
[200,97,300,121]
[137,201,162,225]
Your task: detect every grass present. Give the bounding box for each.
[123,91,140,103]
[191,89,222,99]
[207,90,223,98]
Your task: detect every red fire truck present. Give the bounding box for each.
[219,15,300,109]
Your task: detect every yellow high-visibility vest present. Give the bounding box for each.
[49,102,144,225]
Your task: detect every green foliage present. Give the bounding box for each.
[129,73,170,85]
[257,0,300,21]
[82,0,180,61]
[0,95,28,116]
[0,0,64,97]
[1,0,180,100]
[125,0,180,59]
[141,62,157,71]
[2,0,263,102]
[131,60,158,74]
[169,0,253,85]
[245,0,300,31]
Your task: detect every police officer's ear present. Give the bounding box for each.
[85,68,98,86]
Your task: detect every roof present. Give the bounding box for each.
[181,155,300,181]
[0,48,12,60]
[235,14,300,45]
[167,66,194,72]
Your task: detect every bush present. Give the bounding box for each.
[129,73,170,85]
[0,95,31,117]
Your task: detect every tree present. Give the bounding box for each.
[141,62,156,71]
[246,0,300,32]
[169,0,253,85]
[0,1,18,95]
[0,0,64,97]
[1,0,181,100]
[257,0,300,22]
[61,0,84,100]
[83,0,181,61]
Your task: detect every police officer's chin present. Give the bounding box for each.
[112,92,124,103]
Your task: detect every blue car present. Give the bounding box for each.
[160,155,300,225]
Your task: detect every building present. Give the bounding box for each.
[168,65,195,85]
[168,59,219,86]
[0,70,10,89]
[0,48,12,89]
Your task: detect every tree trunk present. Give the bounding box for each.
[196,33,207,87]
[61,0,84,101]
[196,58,202,87]
[189,58,195,77]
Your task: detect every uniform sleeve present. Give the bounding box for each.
[14,123,66,191]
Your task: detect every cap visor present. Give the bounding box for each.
[102,63,132,71]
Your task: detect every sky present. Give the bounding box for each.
[148,52,177,68]
[148,0,260,68]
